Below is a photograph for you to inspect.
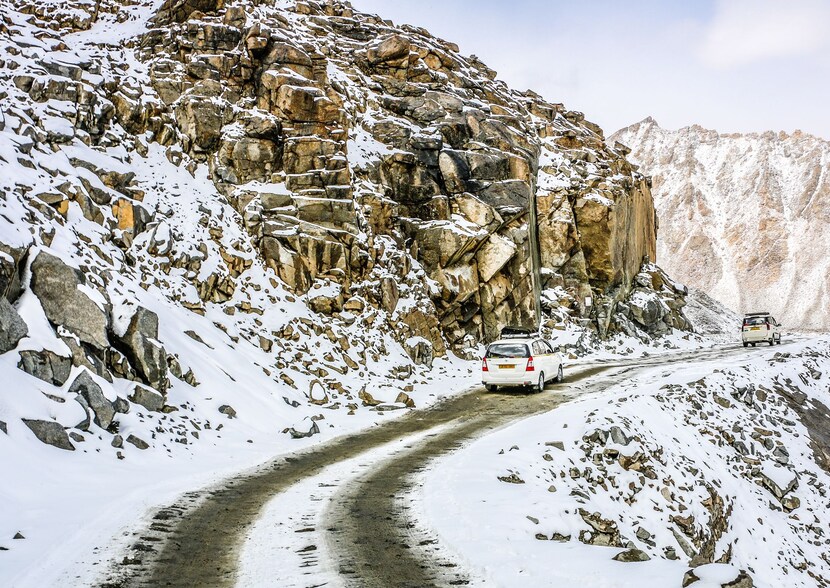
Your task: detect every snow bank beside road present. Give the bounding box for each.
[420,336,830,587]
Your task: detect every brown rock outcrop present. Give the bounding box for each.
[129,0,664,348]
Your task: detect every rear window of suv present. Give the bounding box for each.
[486,343,530,358]
[743,316,768,326]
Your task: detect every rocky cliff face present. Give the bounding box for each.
[131,0,665,345]
[0,0,688,454]
[612,118,830,331]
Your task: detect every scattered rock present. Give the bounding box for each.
[613,548,650,562]
[758,469,797,500]
[126,434,149,450]
[608,426,630,445]
[358,387,381,407]
[117,307,168,393]
[308,380,329,405]
[69,370,115,430]
[22,419,74,450]
[112,434,123,448]
[771,445,789,464]
[394,391,416,408]
[379,277,399,313]
[497,473,525,484]
[129,385,165,412]
[112,397,130,414]
[578,509,622,547]
[0,244,27,302]
[0,298,28,354]
[219,404,237,418]
[682,565,754,588]
[17,349,72,386]
[285,420,320,439]
[781,495,800,512]
[671,527,696,558]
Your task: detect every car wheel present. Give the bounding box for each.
[485,384,497,392]
[769,338,775,346]
[555,364,564,383]
[743,342,748,348]
[536,373,545,393]
[751,342,756,347]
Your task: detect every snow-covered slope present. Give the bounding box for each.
[684,287,741,340]
[611,119,830,331]
[421,336,830,587]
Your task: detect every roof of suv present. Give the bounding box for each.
[489,338,537,346]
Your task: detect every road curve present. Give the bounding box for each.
[101,342,783,587]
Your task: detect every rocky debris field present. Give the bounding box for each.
[420,337,830,588]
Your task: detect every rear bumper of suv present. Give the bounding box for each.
[742,330,773,342]
[482,373,536,387]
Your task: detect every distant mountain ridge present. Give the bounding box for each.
[611,118,830,330]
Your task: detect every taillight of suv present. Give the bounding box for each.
[525,357,535,371]
[482,357,489,372]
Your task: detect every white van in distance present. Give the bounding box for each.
[741,312,781,347]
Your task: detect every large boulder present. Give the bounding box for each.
[29,252,110,350]
[68,370,115,430]
[629,289,669,330]
[129,384,165,412]
[0,298,28,354]
[22,419,74,451]
[17,349,72,386]
[366,35,411,66]
[117,307,168,393]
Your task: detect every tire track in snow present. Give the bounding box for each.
[100,342,795,587]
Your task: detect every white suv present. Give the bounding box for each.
[741,312,781,347]
[482,330,563,392]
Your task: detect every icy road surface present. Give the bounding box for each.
[89,340,808,588]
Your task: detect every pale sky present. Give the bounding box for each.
[350,0,830,140]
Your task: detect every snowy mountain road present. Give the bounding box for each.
[102,342,795,588]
